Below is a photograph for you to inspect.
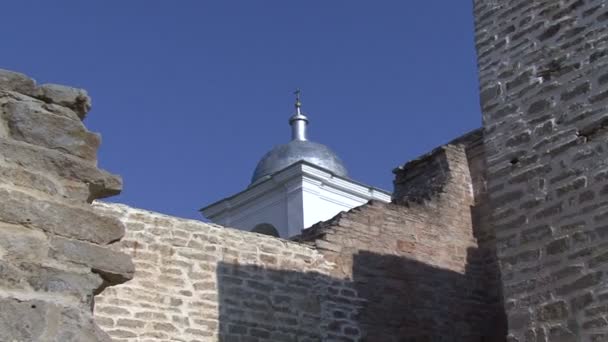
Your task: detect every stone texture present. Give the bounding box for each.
[0,68,36,95]
[0,70,131,342]
[0,187,125,245]
[93,130,505,342]
[93,202,359,341]
[34,83,92,119]
[50,236,134,285]
[2,91,100,160]
[473,0,608,340]
[297,131,505,342]
[0,298,112,342]
[0,137,122,201]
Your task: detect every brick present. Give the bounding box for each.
[474,1,608,340]
[557,272,604,296]
[538,300,569,321]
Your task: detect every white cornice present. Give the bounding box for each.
[201,161,391,219]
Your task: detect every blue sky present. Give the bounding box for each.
[2,1,481,220]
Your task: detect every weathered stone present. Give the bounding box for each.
[0,163,60,197]
[570,292,594,312]
[561,82,590,101]
[34,83,92,119]
[50,236,134,284]
[0,298,46,341]
[42,102,82,121]
[538,300,569,321]
[546,237,569,255]
[0,138,121,200]
[0,70,129,342]
[20,262,104,301]
[0,221,48,261]
[0,298,112,342]
[0,259,28,290]
[528,99,551,115]
[2,94,100,160]
[474,1,608,340]
[480,84,502,106]
[0,68,36,95]
[548,326,577,342]
[0,187,125,244]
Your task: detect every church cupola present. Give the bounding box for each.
[201,91,390,238]
[250,91,348,185]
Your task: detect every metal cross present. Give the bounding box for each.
[294,88,301,103]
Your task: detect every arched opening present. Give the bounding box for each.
[251,223,279,237]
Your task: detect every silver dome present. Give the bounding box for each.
[251,140,348,184]
[251,91,348,185]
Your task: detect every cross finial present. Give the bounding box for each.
[289,88,308,141]
[294,88,302,108]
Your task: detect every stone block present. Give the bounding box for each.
[0,298,112,342]
[42,102,82,121]
[0,68,36,95]
[0,187,125,244]
[0,259,29,290]
[34,83,92,119]
[0,222,48,261]
[538,300,569,322]
[0,137,122,200]
[2,94,100,160]
[50,236,134,285]
[0,163,61,197]
[20,262,104,302]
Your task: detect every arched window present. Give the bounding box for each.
[251,223,279,237]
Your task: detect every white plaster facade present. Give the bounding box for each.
[201,161,391,238]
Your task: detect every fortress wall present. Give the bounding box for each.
[0,69,133,341]
[473,1,608,341]
[92,202,361,341]
[296,132,506,341]
[92,131,507,342]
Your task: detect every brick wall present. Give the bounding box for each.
[296,132,506,341]
[473,1,608,341]
[92,202,361,341]
[92,131,506,342]
[0,69,133,341]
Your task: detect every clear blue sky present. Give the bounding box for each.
[2,1,481,220]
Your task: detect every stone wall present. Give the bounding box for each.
[0,69,133,341]
[296,131,506,341]
[93,130,507,341]
[92,202,361,341]
[474,1,608,341]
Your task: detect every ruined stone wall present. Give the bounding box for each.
[474,1,608,341]
[91,133,506,341]
[0,69,133,341]
[93,202,361,341]
[296,132,506,341]
[92,131,508,342]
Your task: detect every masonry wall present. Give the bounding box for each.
[93,130,507,341]
[93,202,361,341]
[0,69,133,341]
[474,1,608,341]
[296,132,506,341]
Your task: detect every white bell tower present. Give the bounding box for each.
[201,91,390,238]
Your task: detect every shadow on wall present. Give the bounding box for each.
[216,262,361,341]
[217,250,507,342]
[355,251,507,342]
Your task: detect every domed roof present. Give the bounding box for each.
[251,140,348,184]
[250,91,348,185]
